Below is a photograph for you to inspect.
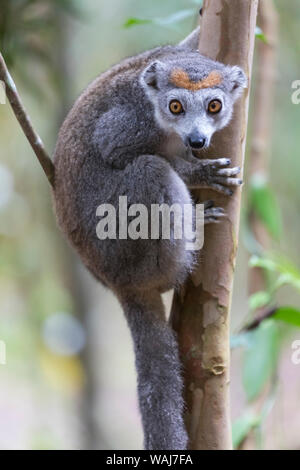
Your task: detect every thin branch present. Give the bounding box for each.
[0,52,55,187]
[243,306,278,331]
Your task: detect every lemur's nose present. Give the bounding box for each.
[188,133,206,149]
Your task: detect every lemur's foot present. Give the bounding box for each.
[201,158,242,195]
[203,200,226,224]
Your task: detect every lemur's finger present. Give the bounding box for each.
[210,183,234,196]
[217,166,241,176]
[201,158,231,168]
[205,207,226,218]
[215,176,243,186]
[206,158,231,168]
[203,199,214,209]
[204,217,221,225]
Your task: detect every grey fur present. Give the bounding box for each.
[53,27,247,450]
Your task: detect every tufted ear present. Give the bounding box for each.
[141,61,167,90]
[227,65,248,99]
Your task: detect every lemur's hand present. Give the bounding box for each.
[198,158,242,195]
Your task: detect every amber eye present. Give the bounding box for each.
[208,99,222,114]
[169,100,183,114]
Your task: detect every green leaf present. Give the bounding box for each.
[243,320,280,401]
[233,389,276,448]
[249,254,300,292]
[274,306,300,327]
[124,9,195,29]
[249,174,282,240]
[255,26,268,44]
[232,412,260,448]
[249,290,271,311]
[123,18,152,28]
[275,273,300,291]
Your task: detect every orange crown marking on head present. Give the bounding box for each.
[170,69,222,91]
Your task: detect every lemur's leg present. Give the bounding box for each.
[169,156,242,196]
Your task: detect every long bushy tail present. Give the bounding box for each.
[119,290,188,450]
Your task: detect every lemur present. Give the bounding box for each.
[53,25,247,450]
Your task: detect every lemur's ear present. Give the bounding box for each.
[227,66,248,99]
[141,61,166,89]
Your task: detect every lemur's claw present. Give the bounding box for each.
[209,184,234,196]
[203,199,214,209]
[203,158,231,167]
[215,176,243,186]
[216,166,241,176]
[204,204,227,224]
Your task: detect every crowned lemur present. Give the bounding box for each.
[53,25,247,450]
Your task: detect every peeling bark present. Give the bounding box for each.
[170,0,258,450]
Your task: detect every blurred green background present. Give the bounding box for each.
[0,0,300,450]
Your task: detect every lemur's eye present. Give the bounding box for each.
[208,99,222,114]
[169,100,183,114]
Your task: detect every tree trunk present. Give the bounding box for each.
[170,0,258,450]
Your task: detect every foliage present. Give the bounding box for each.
[232,411,260,448]
[274,306,300,327]
[0,0,86,449]
[124,0,202,30]
[123,3,269,44]
[242,320,280,401]
[0,0,82,93]
[233,390,276,448]
[249,174,282,240]
[124,9,196,30]
[255,26,268,43]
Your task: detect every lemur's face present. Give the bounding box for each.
[152,85,233,150]
[141,55,247,151]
